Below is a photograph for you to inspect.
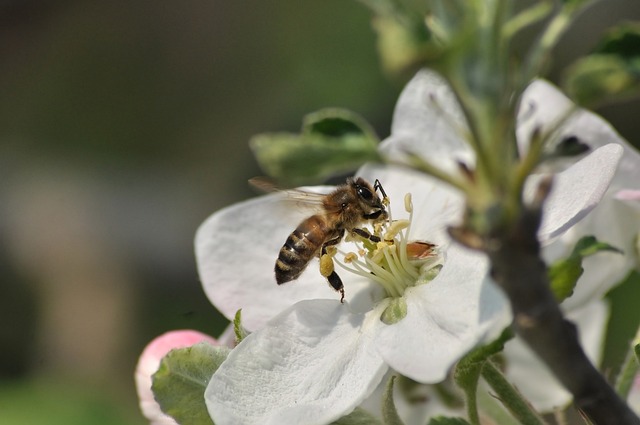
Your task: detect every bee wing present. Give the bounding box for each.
[249,177,330,211]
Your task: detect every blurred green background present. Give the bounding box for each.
[0,1,638,424]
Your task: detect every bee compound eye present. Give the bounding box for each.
[356,186,373,201]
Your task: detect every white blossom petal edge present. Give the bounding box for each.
[206,300,388,425]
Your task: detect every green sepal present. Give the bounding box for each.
[372,15,435,76]
[330,407,383,425]
[381,297,408,324]
[480,362,545,425]
[548,135,591,158]
[454,328,513,424]
[250,108,380,185]
[382,376,405,425]
[233,309,249,344]
[357,0,436,76]
[427,417,472,425]
[564,23,640,107]
[548,236,622,303]
[152,342,231,425]
[614,336,640,398]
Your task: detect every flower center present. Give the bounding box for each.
[334,192,443,304]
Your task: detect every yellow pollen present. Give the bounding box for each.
[344,252,358,263]
[384,220,410,240]
[319,254,334,277]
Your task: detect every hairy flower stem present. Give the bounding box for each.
[485,205,640,425]
[481,361,545,425]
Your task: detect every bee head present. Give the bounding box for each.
[350,177,387,220]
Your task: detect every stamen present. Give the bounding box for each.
[404,193,413,213]
[332,190,442,303]
[384,220,409,240]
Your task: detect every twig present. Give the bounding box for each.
[483,188,640,425]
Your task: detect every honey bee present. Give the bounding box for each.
[251,177,388,302]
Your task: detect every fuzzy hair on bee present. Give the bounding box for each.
[250,177,388,302]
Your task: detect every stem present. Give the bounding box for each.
[502,1,553,40]
[465,385,481,425]
[482,361,546,425]
[485,201,640,425]
[522,6,572,84]
[615,328,640,398]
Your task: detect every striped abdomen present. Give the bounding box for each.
[275,214,332,284]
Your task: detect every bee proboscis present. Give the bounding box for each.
[250,177,388,302]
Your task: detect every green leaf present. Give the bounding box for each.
[330,407,383,425]
[564,23,640,107]
[233,309,249,344]
[382,376,405,425]
[593,22,640,60]
[250,108,380,185]
[152,342,231,425]
[548,236,622,302]
[427,417,472,425]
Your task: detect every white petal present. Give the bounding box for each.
[533,143,622,242]
[380,69,474,173]
[545,190,640,310]
[503,299,609,412]
[517,80,574,154]
[205,299,388,425]
[520,80,637,187]
[195,190,373,330]
[375,245,511,383]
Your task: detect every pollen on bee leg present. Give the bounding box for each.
[320,254,335,277]
[324,245,337,257]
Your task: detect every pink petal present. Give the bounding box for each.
[134,330,219,425]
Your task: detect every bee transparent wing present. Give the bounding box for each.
[248,177,329,211]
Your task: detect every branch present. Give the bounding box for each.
[483,189,640,424]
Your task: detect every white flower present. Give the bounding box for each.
[501,79,640,412]
[519,80,640,309]
[195,70,623,425]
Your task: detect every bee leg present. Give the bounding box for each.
[352,227,381,243]
[327,272,345,303]
[320,240,345,303]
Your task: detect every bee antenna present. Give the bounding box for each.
[373,179,387,199]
